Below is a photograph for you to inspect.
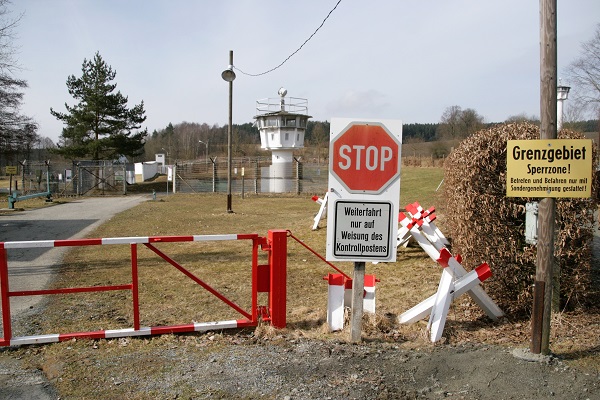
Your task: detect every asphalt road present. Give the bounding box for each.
[0,195,149,399]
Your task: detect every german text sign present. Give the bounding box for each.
[333,200,393,260]
[506,139,592,198]
[5,166,17,175]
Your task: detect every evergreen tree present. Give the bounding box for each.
[50,52,147,160]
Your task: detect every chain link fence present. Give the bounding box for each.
[173,158,329,195]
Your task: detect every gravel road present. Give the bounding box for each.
[0,195,149,399]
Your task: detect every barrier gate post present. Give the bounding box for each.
[268,230,287,328]
[1,247,11,343]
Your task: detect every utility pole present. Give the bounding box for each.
[531,0,557,355]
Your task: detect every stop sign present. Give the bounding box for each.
[330,122,401,194]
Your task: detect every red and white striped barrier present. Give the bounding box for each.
[397,209,503,342]
[324,273,345,331]
[311,192,328,230]
[1,231,288,347]
[324,273,378,331]
[405,202,450,247]
[5,320,256,347]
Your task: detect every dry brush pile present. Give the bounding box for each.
[443,122,598,315]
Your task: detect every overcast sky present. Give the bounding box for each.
[11,0,600,142]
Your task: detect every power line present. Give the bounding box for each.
[234,0,342,77]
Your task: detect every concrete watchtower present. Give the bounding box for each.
[254,88,311,192]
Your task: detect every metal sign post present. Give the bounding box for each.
[5,166,17,196]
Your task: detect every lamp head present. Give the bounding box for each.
[221,65,236,82]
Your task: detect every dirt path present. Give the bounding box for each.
[0,196,149,399]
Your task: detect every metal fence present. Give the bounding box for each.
[4,155,440,198]
[173,158,329,195]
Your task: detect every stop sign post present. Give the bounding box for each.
[326,119,402,342]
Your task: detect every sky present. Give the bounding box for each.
[10,0,600,143]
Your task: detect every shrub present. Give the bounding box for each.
[443,122,597,315]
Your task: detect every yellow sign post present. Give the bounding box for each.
[5,166,17,175]
[506,139,593,198]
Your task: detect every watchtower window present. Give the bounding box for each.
[285,118,296,127]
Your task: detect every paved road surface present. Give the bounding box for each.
[0,195,149,399]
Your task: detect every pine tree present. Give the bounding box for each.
[51,52,147,160]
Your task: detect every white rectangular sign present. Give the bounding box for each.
[332,200,394,260]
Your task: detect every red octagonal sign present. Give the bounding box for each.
[330,122,401,194]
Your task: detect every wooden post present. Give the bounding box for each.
[350,262,365,342]
[531,0,557,355]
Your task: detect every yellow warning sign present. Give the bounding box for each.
[506,139,593,198]
[5,165,17,175]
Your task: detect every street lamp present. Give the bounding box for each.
[222,50,236,213]
[557,84,570,131]
[198,140,209,168]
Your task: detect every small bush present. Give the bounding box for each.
[443,122,598,315]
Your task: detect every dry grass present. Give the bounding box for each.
[17,167,444,337]
[4,166,599,379]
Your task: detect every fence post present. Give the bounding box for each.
[123,164,127,195]
[0,247,12,344]
[254,160,259,194]
[211,157,217,193]
[268,230,287,328]
[294,157,302,195]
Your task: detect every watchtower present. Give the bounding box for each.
[254,88,311,192]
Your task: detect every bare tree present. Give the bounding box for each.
[564,24,600,120]
[436,106,484,139]
[0,0,39,164]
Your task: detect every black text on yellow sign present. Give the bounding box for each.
[506,139,593,198]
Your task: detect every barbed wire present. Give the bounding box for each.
[233,0,342,77]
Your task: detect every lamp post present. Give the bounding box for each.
[222,50,236,213]
[557,84,570,131]
[198,140,209,169]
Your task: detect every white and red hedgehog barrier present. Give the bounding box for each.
[397,207,503,342]
[0,230,288,347]
[323,273,379,331]
[284,230,380,333]
[311,192,328,230]
[405,202,450,247]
